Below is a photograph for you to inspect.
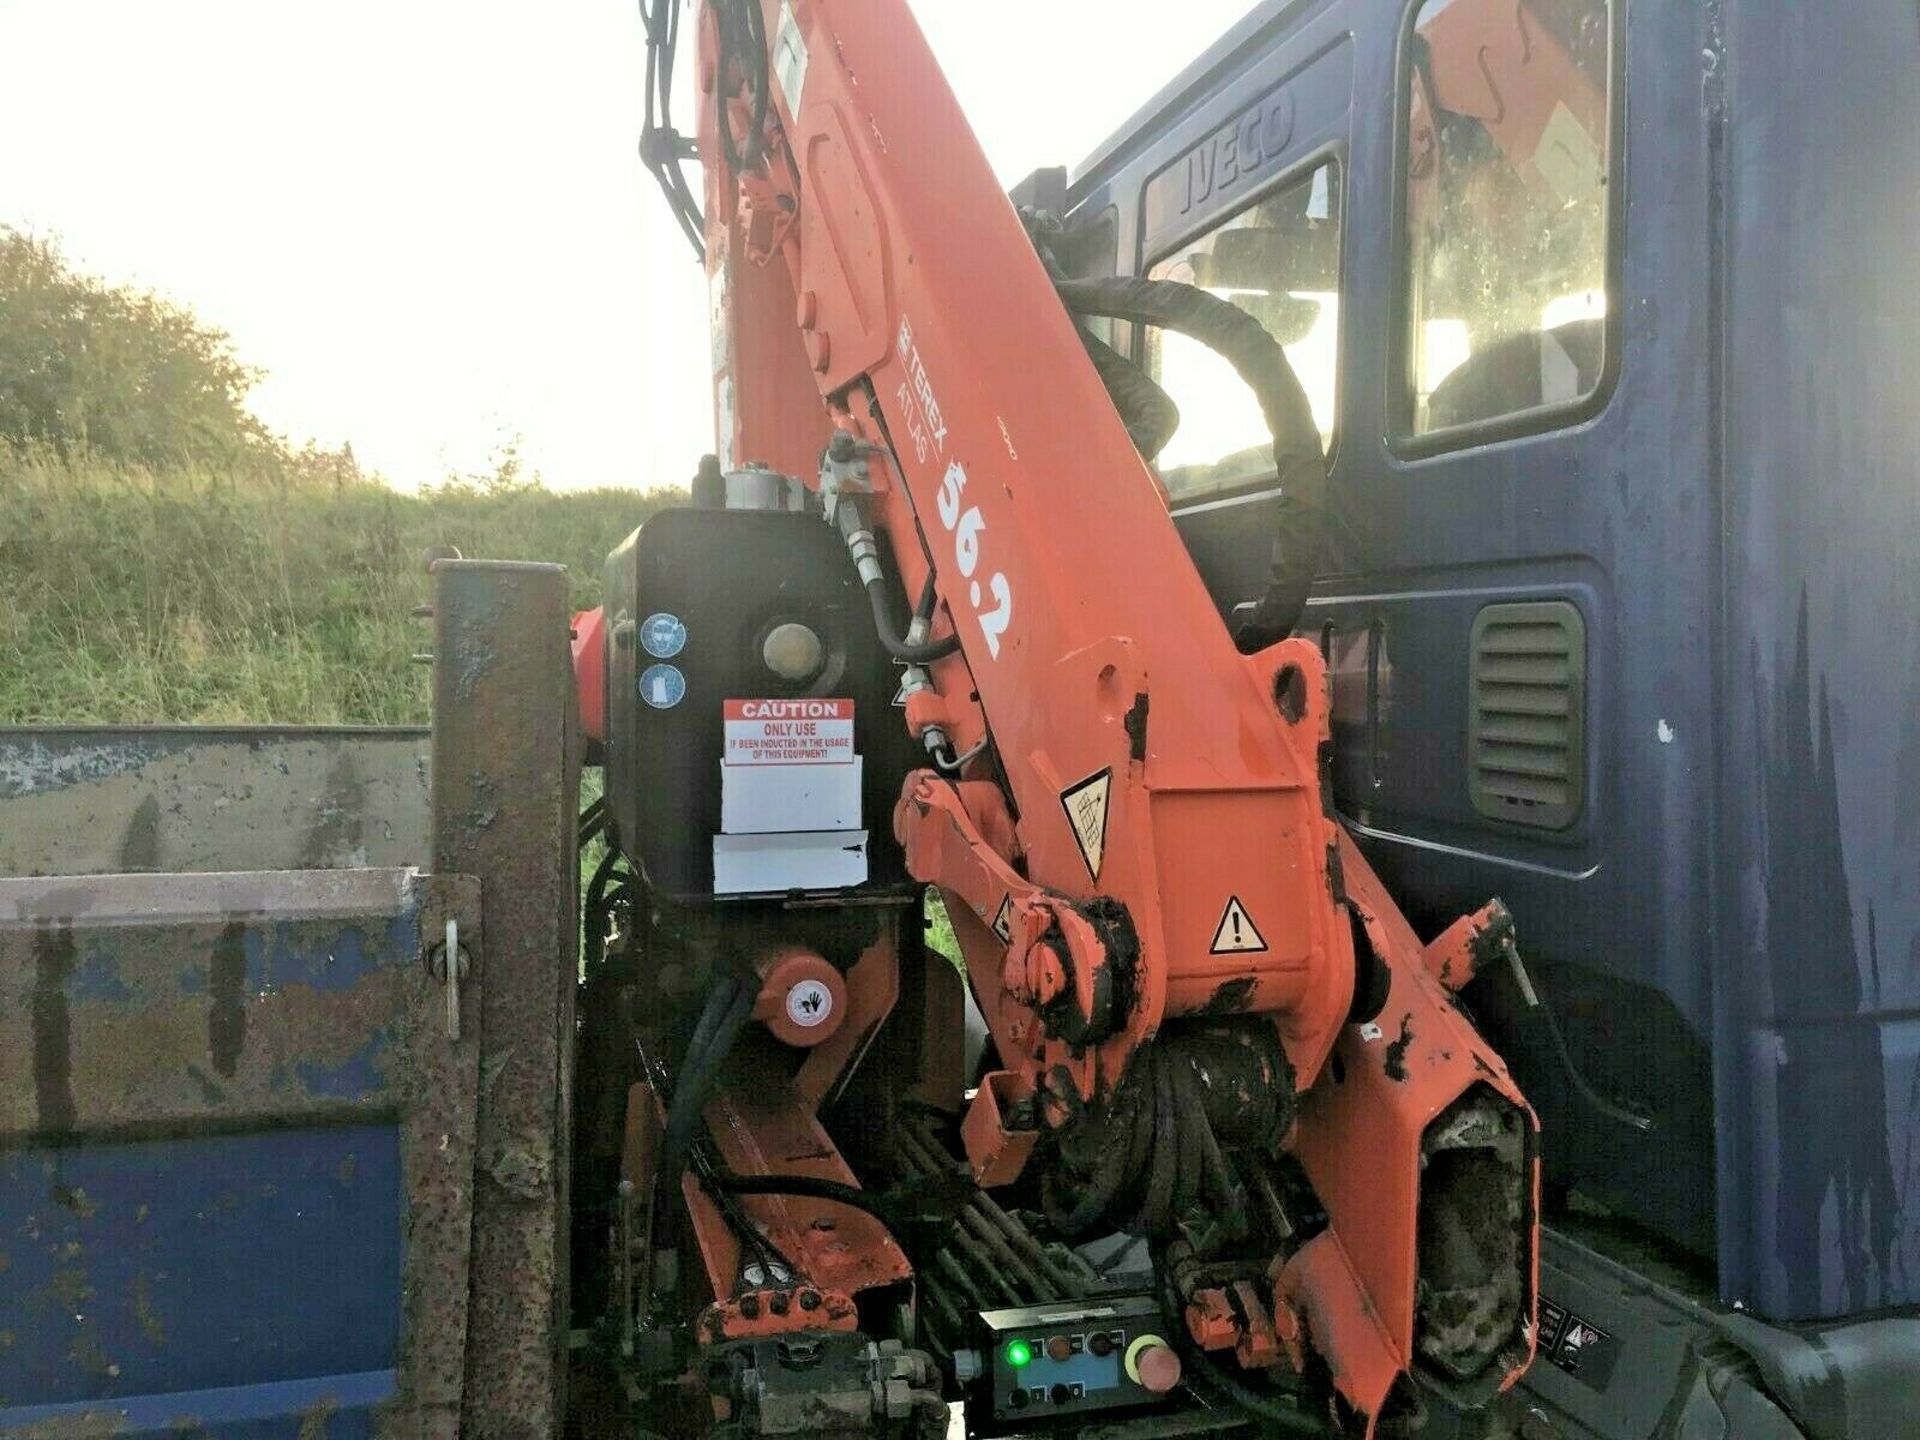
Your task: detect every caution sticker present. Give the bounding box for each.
[723,698,855,766]
[1059,769,1111,881]
[990,895,1014,945]
[1210,896,1268,955]
[1537,1297,1620,1391]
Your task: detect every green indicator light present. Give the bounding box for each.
[1006,1339,1034,1369]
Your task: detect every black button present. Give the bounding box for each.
[1008,1390,1028,1409]
[1088,1332,1115,1357]
[1050,1383,1073,1406]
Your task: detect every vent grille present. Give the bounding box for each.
[1468,601,1586,830]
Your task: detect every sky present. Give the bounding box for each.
[0,0,1258,491]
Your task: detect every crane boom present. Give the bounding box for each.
[685,0,1540,1428]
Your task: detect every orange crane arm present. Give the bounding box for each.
[695,1,1538,1426]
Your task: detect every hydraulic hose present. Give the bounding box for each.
[866,573,962,665]
[658,974,756,1194]
[836,492,964,664]
[1079,326,1181,460]
[1043,1022,1287,1239]
[713,0,770,176]
[1053,275,1327,646]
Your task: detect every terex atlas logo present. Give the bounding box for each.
[728,699,851,721]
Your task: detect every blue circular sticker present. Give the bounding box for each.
[640,612,688,659]
[638,664,687,709]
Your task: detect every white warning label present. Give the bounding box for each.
[1059,769,1111,881]
[1210,896,1268,955]
[724,698,855,766]
[772,0,810,115]
[785,978,834,1028]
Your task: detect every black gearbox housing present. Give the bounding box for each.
[602,506,920,901]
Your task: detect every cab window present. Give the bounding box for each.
[1144,160,1341,503]
[1401,0,1613,440]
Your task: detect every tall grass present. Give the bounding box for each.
[0,447,681,725]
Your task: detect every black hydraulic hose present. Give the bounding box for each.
[582,846,630,973]
[659,975,755,1189]
[708,1168,891,1219]
[1142,1054,1181,1232]
[578,794,606,848]
[1054,274,1327,645]
[645,975,753,1265]
[1079,326,1181,460]
[865,573,962,665]
[834,486,964,665]
[1043,1038,1252,1239]
[584,845,621,918]
[638,0,704,259]
[704,1168,944,1268]
[714,0,769,176]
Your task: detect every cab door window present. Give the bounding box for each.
[1400,0,1614,441]
[1144,160,1342,502]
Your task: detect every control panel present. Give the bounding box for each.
[963,1295,1181,1428]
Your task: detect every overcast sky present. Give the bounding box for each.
[0,0,1256,490]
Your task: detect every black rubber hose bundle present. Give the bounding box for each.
[1053,274,1328,646]
[1042,1037,1255,1240]
[658,973,756,1194]
[637,0,705,259]
[1079,326,1182,460]
[714,0,770,176]
[581,845,638,977]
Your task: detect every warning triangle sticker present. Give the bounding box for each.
[1059,769,1111,881]
[1210,896,1268,955]
[990,895,1014,945]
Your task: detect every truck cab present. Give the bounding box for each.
[1055,0,1919,1430]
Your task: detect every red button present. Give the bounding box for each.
[1046,1336,1073,1362]
[1135,1341,1182,1395]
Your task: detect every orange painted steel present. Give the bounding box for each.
[695,0,1539,1425]
[682,1069,913,1338]
[1276,834,1539,1422]
[679,927,914,1346]
[571,606,607,745]
[751,944,848,1048]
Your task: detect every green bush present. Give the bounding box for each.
[0,228,277,475]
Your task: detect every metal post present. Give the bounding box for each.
[431,560,580,1439]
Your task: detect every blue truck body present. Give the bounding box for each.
[1061,0,1920,1327]
[1,561,578,1439]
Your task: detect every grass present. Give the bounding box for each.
[0,447,681,725]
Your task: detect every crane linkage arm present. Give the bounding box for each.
[694,0,1539,1427]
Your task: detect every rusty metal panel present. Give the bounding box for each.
[0,867,481,1440]
[0,728,432,880]
[429,561,579,1440]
